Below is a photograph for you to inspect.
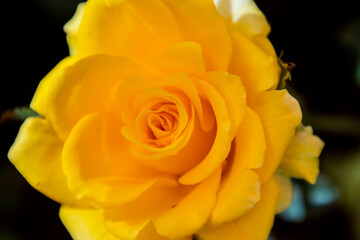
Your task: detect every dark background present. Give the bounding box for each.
[1,0,359,239]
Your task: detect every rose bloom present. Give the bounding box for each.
[9,0,324,239]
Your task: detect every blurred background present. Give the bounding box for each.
[0,0,359,239]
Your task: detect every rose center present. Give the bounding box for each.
[135,102,180,147]
[148,112,177,138]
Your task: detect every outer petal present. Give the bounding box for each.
[136,222,192,240]
[154,41,206,78]
[104,182,193,240]
[76,0,182,67]
[253,90,302,183]
[161,0,231,71]
[279,125,324,184]
[197,178,279,240]
[30,57,77,117]
[62,112,173,208]
[105,219,149,240]
[229,31,279,102]
[214,0,270,36]
[210,108,264,225]
[61,208,192,240]
[64,3,86,56]
[8,117,82,206]
[252,35,278,60]
[211,169,259,225]
[275,174,293,213]
[59,206,118,240]
[48,54,148,140]
[153,168,222,239]
[232,107,266,169]
[213,0,276,58]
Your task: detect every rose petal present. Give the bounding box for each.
[253,90,302,183]
[64,2,86,56]
[233,107,266,169]
[116,76,156,125]
[153,167,222,239]
[275,174,293,213]
[213,0,278,75]
[155,41,206,77]
[132,87,190,141]
[117,73,217,175]
[136,222,192,240]
[105,218,149,240]
[162,72,215,132]
[279,125,324,184]
[252,34,278,60]
[119,83,197,171]
[179,79,232,185]
[121,116,196,174]
[104,182,193,239]
[229,31,279,103]
[205,71,246,140]
[214,0,270,36]
[231,1,270,36]
[160,0,231,71]
[8,117,82,206]
[210,107,264,225]
[211,169,259,225]
[62,112,174,208]
[128,113,216,175]
[30,57,77,117]
[48,54,148,140]
[61,207,192,240]
[59,206,118,240]
[197,177,279,240]
[76,0,182,68]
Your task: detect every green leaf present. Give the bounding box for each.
[0,107,42,125]
[13,107,42,120]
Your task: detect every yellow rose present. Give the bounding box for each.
[9,0,324,239]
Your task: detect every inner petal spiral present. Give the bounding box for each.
[146,103,179,147]
[134,97,186,149]
[148,112,176,137]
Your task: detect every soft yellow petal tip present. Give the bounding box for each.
[59,206,119,240]
[214,0,270,36]
[279,125,325,184]
[64,2,86,56]
[275,174,293,213]
[8,117,81,205]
